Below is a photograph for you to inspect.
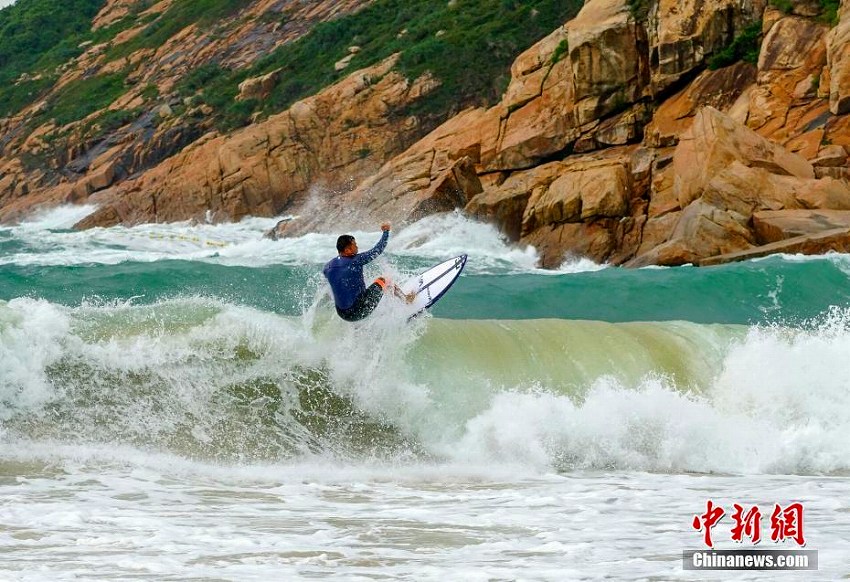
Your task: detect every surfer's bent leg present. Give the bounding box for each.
[336,278,386,321]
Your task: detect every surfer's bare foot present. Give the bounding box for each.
[405,292,416,304]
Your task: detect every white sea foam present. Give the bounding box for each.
[444,311,850,475]
[299,306,850,476]
[389,211,541,271]
[14,203,100,230]
[3,295,849,476]
[0,298,70,420]
[0,205,604,274]
[0,214,283,267]
[554,255,608,273]
[1,440,848,581]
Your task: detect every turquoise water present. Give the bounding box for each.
[4,238,850,323]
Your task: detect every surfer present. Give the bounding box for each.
[323,222,414,321]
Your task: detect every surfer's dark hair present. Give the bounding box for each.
[336,235,355,253]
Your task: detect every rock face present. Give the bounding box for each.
[0,0,374,222]
[567,0,646,125]
[750,14,830,159]
[2,0,850,270]
[644,63,757,147]
[673,106,815,210]
[628,107,850,267]
[753,209,850,242]
[650,0,765,93]
[274,0,850,269]
[828,0,850,114]
[72,56,439,227]
[514,153,634,267]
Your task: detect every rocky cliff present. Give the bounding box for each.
[3,0,850,268]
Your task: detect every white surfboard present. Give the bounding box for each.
[400,254,467,319]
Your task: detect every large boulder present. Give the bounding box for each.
[510,148,640,265]
[488,56,580,171]
[635,211,681,257]
[521,158,629,235]
[673,106,814,209]
[466,162,565,241]
[521,173,583,234]
[700,161,850,215]
[629,106,850,267]
[630,161,850,267]
[523,220,618,268]
[644,63,756,148]
[627,199,755,267]
[409,157,483,220]
[753,209,850,243]
[666,198,755,256]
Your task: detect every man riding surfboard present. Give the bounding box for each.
[323,222,413,321]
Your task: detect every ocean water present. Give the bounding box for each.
[1,206,849,580]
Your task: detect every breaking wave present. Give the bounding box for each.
[3,296,850,475]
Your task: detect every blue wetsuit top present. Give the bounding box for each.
[323,230,389,310]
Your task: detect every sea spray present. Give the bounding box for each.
[447,378,777,474]
[0,211,534,270]
[6,295,850,473]
[4,208,850,323]
[1,297,427,460]
[0,298,70,420]
[389,211,543,273]
[709,306,850,474]
[445,312,850,475]
[14,204,100,230]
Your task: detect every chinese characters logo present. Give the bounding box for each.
[692,501,805,547]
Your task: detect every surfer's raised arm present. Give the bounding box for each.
[350,226,389,267]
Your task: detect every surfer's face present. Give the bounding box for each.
[342,240,357,256]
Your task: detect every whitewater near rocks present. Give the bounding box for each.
[1,207,850,580]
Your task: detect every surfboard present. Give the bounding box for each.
[400,254,467,319]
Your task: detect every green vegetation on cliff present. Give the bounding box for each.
[104,0,253,62]
[37,72,128,126]
[707,21,762,70]
[1,0,580,133]
[0,0,105,76]
[177,0,582,131]
[627,0,653,22]
[0,0,107,116]
[0,0,159,120]
[770,0,840,24]
[816,0,840,25]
